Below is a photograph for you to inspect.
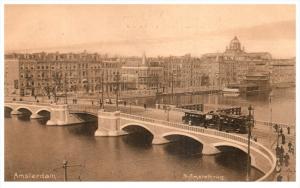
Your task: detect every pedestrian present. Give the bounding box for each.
[144,104,147,110]
[276,145,281,158]
[280,146,285,164]
[92,100,94,105]
[280,145,285,155]
[124,101,127,107]
[277,174,283,181]
[288,141,292,152]
[276,160,281,173]
[274,124,278,133]
[282,134,286,145]
[287,126,290,135]
[290,145,294,155]
[279,155,284,165]
[284,153,290,167]
[253,136,257,142]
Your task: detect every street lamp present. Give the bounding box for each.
[114,72,120,111]
[129,102,132,114]
[171,73,176,105]
[166,105,171,121]
[246,105,254,181]
[269,91,273,146]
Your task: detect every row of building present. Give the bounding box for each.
[5,37,295,98]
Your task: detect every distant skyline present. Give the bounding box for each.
[5,4,295,58]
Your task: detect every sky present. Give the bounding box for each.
[4,4,296,58]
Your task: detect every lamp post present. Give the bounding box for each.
[101,73,104,109]
[246,105,254,181]
[269,91,273,146]
[64,74,68,104]
[166,106,171,121]
[114,72,120,111]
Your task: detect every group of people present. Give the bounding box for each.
[273,124,294,181]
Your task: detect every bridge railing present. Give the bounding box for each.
[120,112,276,181]
[68,104,99,115]
[254,120,294,129]
[121,113,254,144]
[5,101,52,106]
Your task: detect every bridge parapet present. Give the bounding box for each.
[255,120,294,129]
[68,104,99,115]
[119,113,276,181]
[5,102,84,126]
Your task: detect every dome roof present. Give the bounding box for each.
[228,36,242,52]
[230,36,240,45]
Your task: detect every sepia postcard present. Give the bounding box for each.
[2,2,297,185]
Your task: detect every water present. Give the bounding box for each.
[131,88,295,125]
[4,88,294,181]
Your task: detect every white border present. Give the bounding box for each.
[0,1,299,188]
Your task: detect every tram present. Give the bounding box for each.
[182,111,250,134]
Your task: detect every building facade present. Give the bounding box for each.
[4,56,19,96]
[4,36,295,99]
[201,36,295,88]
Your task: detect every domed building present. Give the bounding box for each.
[225,36,244,53]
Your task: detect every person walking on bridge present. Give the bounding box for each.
[284,153,290,167]
[282,134,286,145]
[274,124,279,133]
[279,145,285,164]
[287,126,291,135]
[288,141,292,152]
[276,145,281,158]
[279,127,283,135]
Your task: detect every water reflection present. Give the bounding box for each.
[163,137,203,159]
[66,123,98,137]
[122,127,153,149]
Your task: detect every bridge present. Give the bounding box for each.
[4,101,278,181]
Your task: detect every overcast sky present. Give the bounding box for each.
[5,5,295,58]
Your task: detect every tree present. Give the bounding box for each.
[44,71,63,103]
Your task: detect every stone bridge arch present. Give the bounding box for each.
[4,104,14,110]
[161,131,220,155]
[35,108,51,115]
[120,123,156,137]
[162,131,205,145]
[213,142,256,167]
[15,106,34,114]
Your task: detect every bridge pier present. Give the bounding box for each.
[10,110,22,115]
[46,104,84,126]
[95,109,128,136]
[30,113,43,119]
[202,144,221,155]
[152,136,170,145]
